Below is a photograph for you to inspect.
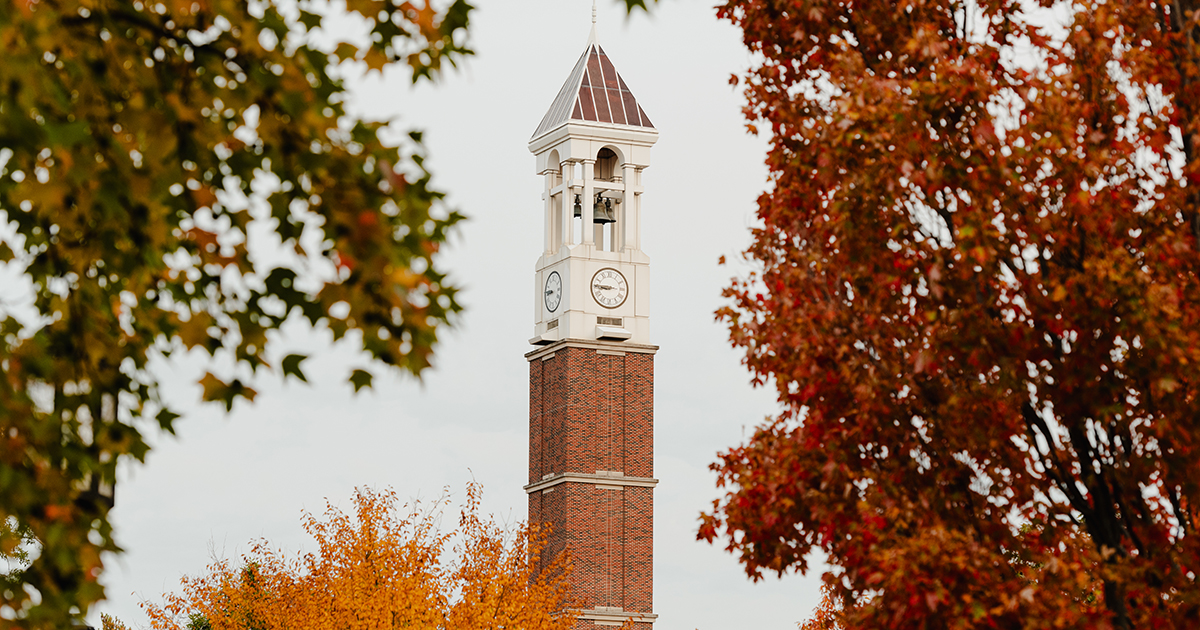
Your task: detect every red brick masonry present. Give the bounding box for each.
[527,340,658,629]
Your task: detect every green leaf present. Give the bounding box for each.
[200,373,258,412]
[349,369,374,393]
[334,42,359,63]
[616,0,654,12]
[156,408,181,433]
[297,9,322,30]
[282,353,309,383]
[443,0,473,31]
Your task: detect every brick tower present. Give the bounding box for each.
[524,16,659,630]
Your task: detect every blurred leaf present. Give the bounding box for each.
[617,0,655,11]
[297,9,322,30]
[349,369,374,393]
[281,354,308,383]
[156,408,181,432]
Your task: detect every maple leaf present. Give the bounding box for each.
[199,373,257,412]
[281,353,309,383]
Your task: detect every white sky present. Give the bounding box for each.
[92,1,825,627]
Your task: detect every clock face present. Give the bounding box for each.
[591,268,628,309]
[544,271,562,312]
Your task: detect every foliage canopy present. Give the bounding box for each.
[702,0,1200,628]
[139,484,575,630]
[0,0,470,624]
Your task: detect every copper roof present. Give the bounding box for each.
[532,43,654,139]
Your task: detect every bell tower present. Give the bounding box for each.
[524,16,659,630]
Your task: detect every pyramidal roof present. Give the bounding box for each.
[531,41,654,140]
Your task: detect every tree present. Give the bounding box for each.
[0,0,470,624]
[700,0,1200,628]
[137,484,576,630]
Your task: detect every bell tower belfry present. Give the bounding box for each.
[523,17,659,630]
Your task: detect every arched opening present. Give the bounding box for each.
[589,148,622,251]
[596,147,619,182]
[547,150,562,186]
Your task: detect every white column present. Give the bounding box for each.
[622,164,636,252]
[582,159,596,246]
[562,160,576,246]
[631,167,644,251]
[551,194,560,254]
[543,170,555,254]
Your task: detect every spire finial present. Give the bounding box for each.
[588,0,598,44]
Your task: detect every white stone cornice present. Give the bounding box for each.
[525,338,659,361]
[524,471,658,494]
[573,608,658,626]
[529,121,659,156]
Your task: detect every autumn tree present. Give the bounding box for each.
[138,484,576,630]
[0,0,471,625]
[701,0,1200,628]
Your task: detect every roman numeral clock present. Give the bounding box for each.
[522,21,660,630]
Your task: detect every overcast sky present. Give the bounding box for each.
[93,1,825,628]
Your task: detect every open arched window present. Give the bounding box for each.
[596,147,619,182]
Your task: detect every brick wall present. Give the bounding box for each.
[528,342,656,628]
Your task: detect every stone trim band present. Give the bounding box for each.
[525,338,659,362]
[523,472,659,494]
[574,607,659,627]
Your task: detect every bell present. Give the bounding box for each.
[593,196,615,224]
[573,194,582,218]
